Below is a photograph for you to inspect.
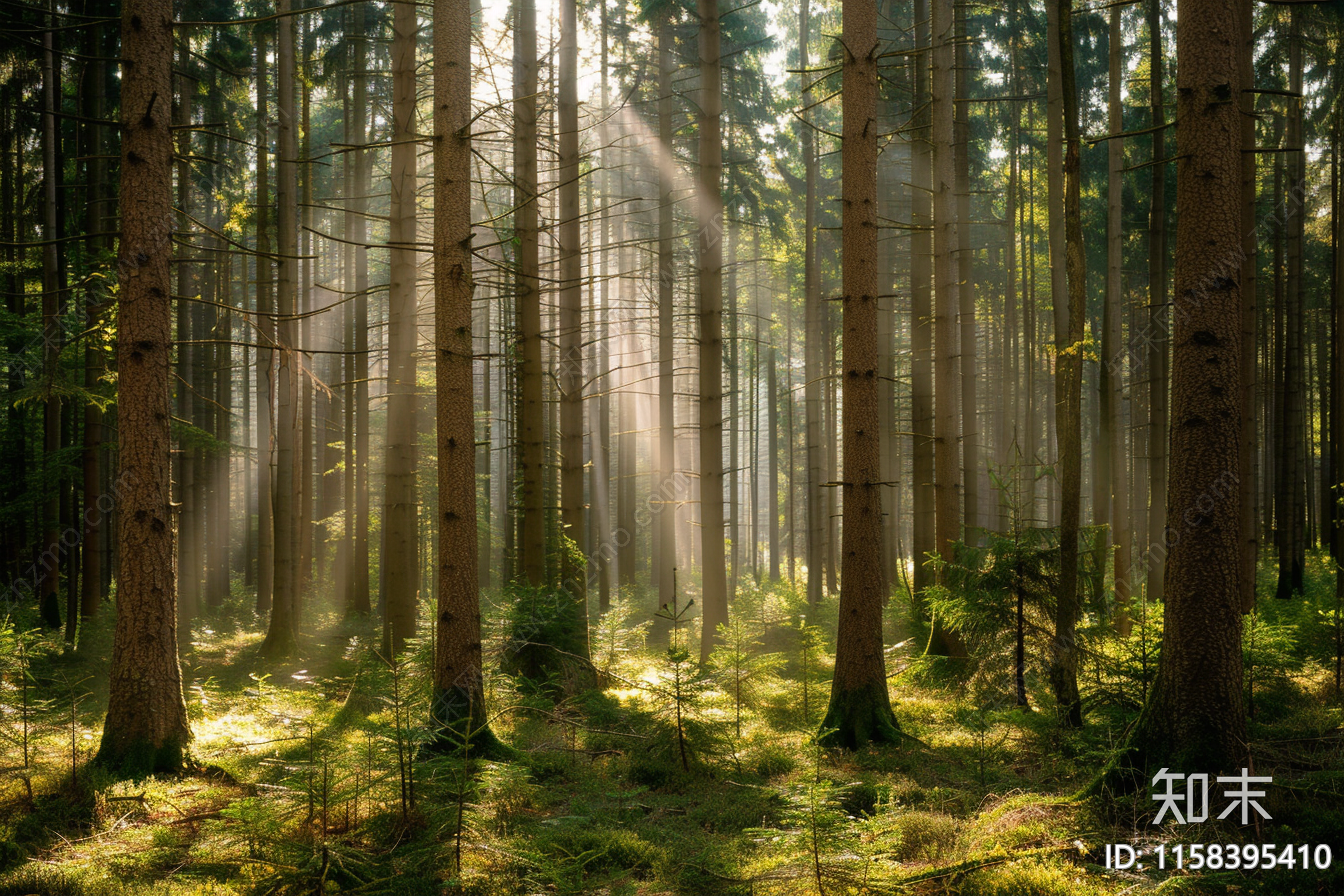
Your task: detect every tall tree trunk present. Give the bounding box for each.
[1049,0,1085,728]
[384,0,420,652]
[97,0,192,773]
[514,0,544,587]
[801,0,825,606]
[38,20,63,630]
[1147,0,1167,606]
[820,0,900,750]
[954,0,977,539]
[1239,0,1256,612]
[1122,0,1248,776]
[658,19,677,612]
[263,0,300,656]
[431,0,502,753]
[1277,10,1305,599]
[350,8,372,615]
[697,0,728,663]
[1106,6,1131,634]
[557,0,589,655]
[255,30,276,616]
[911,0,935,605]
[932,0,966,658]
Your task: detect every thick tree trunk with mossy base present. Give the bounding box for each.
[429,0,506,758]
[1090,0,1247,792]
[97,0,192,774]
[819,0,900,751]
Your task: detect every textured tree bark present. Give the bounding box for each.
[383,0,420,654]
[430,0,503,754]
[350,7,372,616]
[911,0,934,607]
[1049,0,1085,729]
[1238,0,1258,611]
[97,0,191,773]
[557,0,589,658]
[658,20,677,612]
[697,0,729,664]
[954,0,977,541]
[254,29,276,617]
[930,0,967,659]
[1276,11,1305,600]
[263,0,300,656]
[1112,0,1248,780]
[1147,0,1167,607]
[515,0,545,587]
[820,0,900,750]
[1106,6,1131,635]
[801,0,824,606]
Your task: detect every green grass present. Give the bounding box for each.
[0,562,1341,895]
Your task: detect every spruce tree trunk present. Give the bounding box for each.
[1124,0,1248,776]
[820,0,900,750]
[39,18,64,631]
[801,0,824,605]
[351,8,372,615]
[98,0,191,773]
[255,30,276,616]
[431,0,501,751]
[384,0,420,653]
[1147,0,1167,605]
[1049,0,1085,729]
[1106,6,1131,634]
[263,0,299,655]
[658,20,677,612]
[1238,0,1258,610]
[910,0,935,604]
[557,0,588,653]
[954,1,977,539]
[931,0,966,659]
[697,0,729,663]
[515,0,545,587]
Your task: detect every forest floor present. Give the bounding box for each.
[2,557,1344,896]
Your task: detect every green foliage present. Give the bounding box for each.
[590,593,650,685]
[710,609,783,738]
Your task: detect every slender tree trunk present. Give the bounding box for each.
[514,0,544,587]
[820,0,900,750]
[557,0,589,655]
[97,0,192,773]
[1277,11,1305,599]
[911,0,935,604]
[38,21,63,630]
[658,20,677,612]
[932,0,967,659]
[697,0,729,663]
[801,0,825,605]
[383,0,421,652]
[954,0,977,539]
[1239,0,1257,611]
[1106,6,1131,634]
[255,30,276,616]
[1049,0,1085,728]
[431,0,502,752]
[351,9,372,615]
[1148,0,1169,606]
[263,0,300,655]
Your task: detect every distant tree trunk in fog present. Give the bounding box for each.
[349,7,372,616]
[955,0,977,540]
[698,0,728,664]
[1146,0,1167,607]
[820,0,901,751]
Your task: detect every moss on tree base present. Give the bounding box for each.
[818,682,901,751]
[426,687,517,761]
[93,735,188,779]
